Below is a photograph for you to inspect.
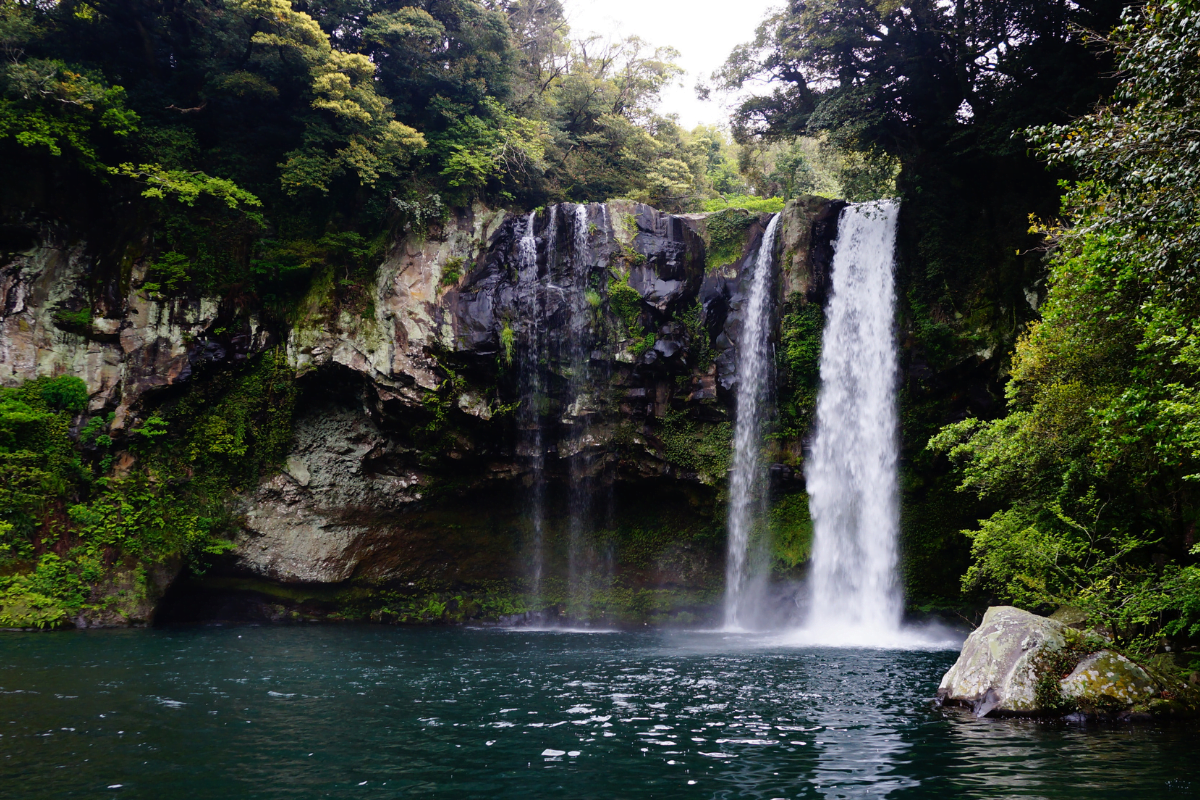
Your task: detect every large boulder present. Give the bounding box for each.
[937,606,1069,716]
[937,605,1192,718]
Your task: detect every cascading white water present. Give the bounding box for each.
[573,203,589,262]
[803,200,902,643]
[516,211,546,602]
[724,213,782,629]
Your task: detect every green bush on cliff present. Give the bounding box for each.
[607,276,656,357]
[0,376,89,553]
[180,348,298,490]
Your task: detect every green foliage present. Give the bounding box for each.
[0,377,87,553]
[144,252,191,296]
[704,208,755,271]
[677,300,713,370]
[500,320,515,365]
[179,349,298,489]
[110,163,261,212]
[0,552,95,628]
[1027,1,1200,284]
[769,493,814,570]
[607,276,655,357]
[441,256,464,287]
[931,1,1200,654]
[38,376,88,413]
[702,195,784,214]
[0,350,298,626]
[777,299,823,438]
[0,52,138,171]
[660,410,732,484]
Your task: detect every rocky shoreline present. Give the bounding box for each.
[938,606,1200,720]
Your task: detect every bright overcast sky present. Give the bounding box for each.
[560,0,781,130]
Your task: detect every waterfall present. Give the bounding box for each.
[723,213,782,630]
[566,202,605,620]
[516,211,546,604]
[804,200,902,642]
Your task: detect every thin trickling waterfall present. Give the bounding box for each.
[516,211,546,604]
[804,200,902,642]
[566,202,593,615]
[723,213,782,629]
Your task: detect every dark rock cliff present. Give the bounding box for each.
[1,198,843,625]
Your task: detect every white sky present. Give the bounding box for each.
[560,0,781,130]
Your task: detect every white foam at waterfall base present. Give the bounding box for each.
[788,200,955,649]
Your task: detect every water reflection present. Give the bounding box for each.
[0,627,1196,799]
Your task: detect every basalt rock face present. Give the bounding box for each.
[0,225,272,427]
[2,198,842,623]
[228,199,839,598]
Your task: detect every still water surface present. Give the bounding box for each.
[2,626,1196,799]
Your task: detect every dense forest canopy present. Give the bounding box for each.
[0,0,773,301]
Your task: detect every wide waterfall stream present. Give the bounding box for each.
[3,626,1195,799]
[802,200,905,644]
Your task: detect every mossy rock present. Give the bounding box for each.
[1061,650,1159,710]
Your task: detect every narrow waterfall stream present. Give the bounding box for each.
[516,211,546,604]
[723,213,782,629]
[567,202,597,616]
[803,200,903,644]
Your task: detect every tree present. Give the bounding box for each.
[933,1,1200,651]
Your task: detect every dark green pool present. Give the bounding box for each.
[1,626,1195,798]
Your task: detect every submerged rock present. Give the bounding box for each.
[938,605,1197,719]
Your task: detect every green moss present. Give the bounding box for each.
[52,307,92,332]
[705,208,756,272]
[777,298,824,438]
[770,492,814,571]
[660,410,732,483]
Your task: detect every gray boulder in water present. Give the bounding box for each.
[937,605,1190,718]
[937,606,1069,716]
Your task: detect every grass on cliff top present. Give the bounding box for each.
[702,195,785,214]
[704,208,757,272]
